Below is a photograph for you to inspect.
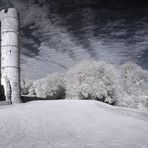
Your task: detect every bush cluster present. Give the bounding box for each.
[21,61,148,111]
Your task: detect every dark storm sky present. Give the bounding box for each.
[0,0,148,79]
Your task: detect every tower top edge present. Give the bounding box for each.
[0,8,17,13]
[0,8,18,19]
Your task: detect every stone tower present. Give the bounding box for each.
[0,8,21,104]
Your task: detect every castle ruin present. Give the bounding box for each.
[0,8,21,104]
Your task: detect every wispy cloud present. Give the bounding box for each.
[1,1,148,79]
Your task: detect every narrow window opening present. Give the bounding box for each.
[4,9,8,13]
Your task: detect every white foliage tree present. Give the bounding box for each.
[66,60,122,105]
[120,62,148,110]
[33,72,66,99]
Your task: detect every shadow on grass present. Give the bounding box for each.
[21,95,63,103]
[0,96,63,105]
[0,101,11,106]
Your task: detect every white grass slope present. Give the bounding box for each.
[0,100,148,148]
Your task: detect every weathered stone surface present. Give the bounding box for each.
[0,8,21,104]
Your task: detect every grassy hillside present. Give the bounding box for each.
[0,100,148,148]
